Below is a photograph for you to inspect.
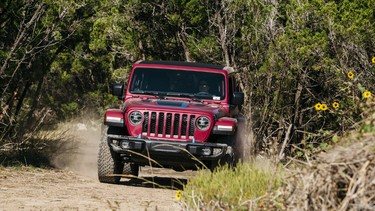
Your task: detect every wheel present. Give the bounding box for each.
[123,164,139,177]
[98,126,139,183]
[97,131,124,184]
[97,127,124,184]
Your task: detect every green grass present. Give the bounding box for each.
[182,161,284,210]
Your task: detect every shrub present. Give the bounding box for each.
[182,161,284,210]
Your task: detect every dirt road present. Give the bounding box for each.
[0,123,193,210]
[0,167,189,210]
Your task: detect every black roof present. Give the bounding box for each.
[139,60,225,70]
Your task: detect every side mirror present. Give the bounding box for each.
[231,92,244,105]
[112,83,124,100]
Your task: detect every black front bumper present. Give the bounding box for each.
[107,134,231,170]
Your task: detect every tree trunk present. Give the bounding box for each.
[0,89,18,137]
[216,11,230,66]
[14,82,31,119]
[0,3,44,77]
[291,70,305,143]
[177,26,192,62]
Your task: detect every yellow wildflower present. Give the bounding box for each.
[321,103,328,111]
[363,91,372,99]
[347,71,354,79]
[332,102,339,109]
[175,190,182,200]
[314,103,322,111]
[372,57,375,64]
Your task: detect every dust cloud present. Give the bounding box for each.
[51,120,102,179]
[235,117,256,163]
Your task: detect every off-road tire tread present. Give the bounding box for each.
[123,164,139,177]
[97,132,123,184]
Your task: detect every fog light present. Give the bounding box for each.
[213,148,222,155]
[121,141,130,149]
[201,147,212,156]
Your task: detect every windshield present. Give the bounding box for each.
[129,68,226,100]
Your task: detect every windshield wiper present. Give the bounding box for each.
[131,90,166,99]
[166,92,202,102]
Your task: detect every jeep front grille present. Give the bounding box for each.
[142,112,195,140]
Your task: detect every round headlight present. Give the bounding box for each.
[196,116,210,130]
[129,111,143,125]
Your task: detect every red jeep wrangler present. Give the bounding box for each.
[98,60,244,184]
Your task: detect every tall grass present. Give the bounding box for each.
[182,161,284,210]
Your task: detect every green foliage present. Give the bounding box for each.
[188,36,221,61]
[182,163,283,210]
[61,102,79,118]
[240,0,374,157]
[1,0,374,161]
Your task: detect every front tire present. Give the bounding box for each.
[123,164,139,177]
[97,127,124,184]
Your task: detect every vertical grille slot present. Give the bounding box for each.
[181,114,187,136]
[150,112,157,134]
[166,113,172,135]
[157,112,164,135]
[189,115,195,136]
[142,112,149,133]
[173,114,180,136]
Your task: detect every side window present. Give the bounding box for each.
[130,72,146,91]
